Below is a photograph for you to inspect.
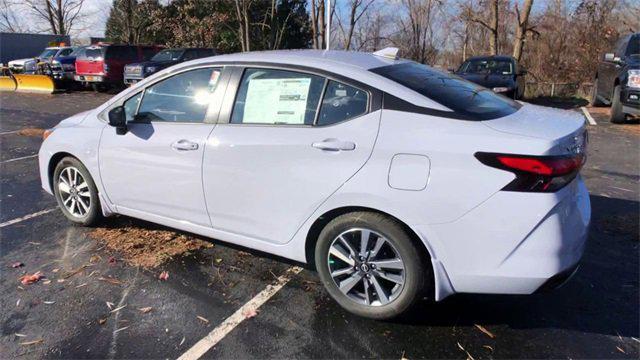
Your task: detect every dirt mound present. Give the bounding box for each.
[89,222,213,268]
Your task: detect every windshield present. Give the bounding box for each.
[152,49,184,62]
[38,49,58,59]
[70,47,86,57]
[460,59,513,75]
[371,62,520,120]
[627,35,639,56]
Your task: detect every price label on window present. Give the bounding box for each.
[243,78,311,124]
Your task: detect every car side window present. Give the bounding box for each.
[59,49,73,56]
[316,81,368,126]
[230,68,324,125]
[135,68,222,123]
[182,50,198,61]
[123,92,142,121]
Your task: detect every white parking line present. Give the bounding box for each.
[581,107,597,125]
[0,208,57,228]
[1,154,38,164]
[177,266,303,360]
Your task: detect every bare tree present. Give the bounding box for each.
[234,0,252,52]
[25,0,85,35]
[337,0,374,50]
[512,0,535,61]
[393,0,444,64]
[463,0,500,55]
[0,0,30,32]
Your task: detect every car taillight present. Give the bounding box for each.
[475,152,586,192]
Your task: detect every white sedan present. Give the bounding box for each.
[39,48,590,319]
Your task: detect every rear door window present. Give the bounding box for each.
[371,62,520,120]
[317,81,368,126]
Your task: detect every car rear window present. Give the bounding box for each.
[370,62,520,120]
[82,47,104,59]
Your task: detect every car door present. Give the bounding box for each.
[99,66,228,226]
[599,38,627,100]
[202,66,381,244]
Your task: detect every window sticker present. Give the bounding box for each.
[243,78,311,124]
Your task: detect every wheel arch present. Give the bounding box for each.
[304,205,453,301]
[47,151,77,192]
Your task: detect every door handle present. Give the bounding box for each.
[311,138,356,151]
[171,139,199,151]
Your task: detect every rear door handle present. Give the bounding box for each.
[171,139,199,151]
[312,138,356,151]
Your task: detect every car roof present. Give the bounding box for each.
[465,55,515,62]
[165,49,450,112]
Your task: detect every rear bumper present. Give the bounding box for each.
[123,75,144,85]
[621,87,639,115]
[418,176,590,297]
[74,74,105,83]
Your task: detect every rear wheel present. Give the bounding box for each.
[91,83,107,92]
[315,212,430,319]
[610,85,626,124]
[53,157,102,226]
[590,78,604,107]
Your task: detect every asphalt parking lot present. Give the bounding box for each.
[1,91,638,359]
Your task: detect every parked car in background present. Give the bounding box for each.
[49,46,87,81]
[591,32,639,123]
[8,46,75,74]
[123,48,216,85]
[39,49,590,319]
[74,44,161,91]
[455,55,526,99]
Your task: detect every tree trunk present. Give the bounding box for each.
[513,0,534,61]
[318,0,325,49]
[310,0,318,49]
[489,0,498,55]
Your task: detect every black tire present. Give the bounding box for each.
[590,78,605,107]
[91,83,107,92]
[53,157,102,226]
[610,84,626,124]
[315,211,431,320]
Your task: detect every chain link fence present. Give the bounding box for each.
[524,82,594,99]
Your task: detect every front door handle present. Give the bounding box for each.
[312,138,356,151]
[171,139,199,151]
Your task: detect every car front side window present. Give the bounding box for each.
[230,68,325,125]
[135,67,222,123]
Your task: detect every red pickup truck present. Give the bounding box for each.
[74,44,161,91]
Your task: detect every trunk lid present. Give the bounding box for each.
[483,103,587,155]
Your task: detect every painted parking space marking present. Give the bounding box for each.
[581,107,597,125]
[0,130,20,135]
[177,266,303,360]
[0,208,57,228]
[1,154,38,164]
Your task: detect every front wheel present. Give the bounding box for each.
[590,78,604,107]
[315,212,431,319]
[53,157,102,226]
[610,85,626,123]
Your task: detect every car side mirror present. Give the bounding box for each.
[108,106,127,135]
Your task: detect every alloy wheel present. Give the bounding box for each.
[58,166,91,217]
[327,228,406,306]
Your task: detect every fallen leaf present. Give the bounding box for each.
[215,258,223,264]
[179,337,185,346]
[482,345,494,352]
[106,301,114,309]
[20,339,44,346]
[16,299,20,307]
[42,280,51,285]
[89,255,101,263]
[57,279,65,283]
[242,308,258,319]
[98,318,107,325]
[159,271,169,281]
[15,333,27,337]
[138,307,153,313]
[400,350,408,360]
[616,346,626,354]
[108,256,117,264]
[52,268,60,273]
[474,324,495,339]
[10,262,24,268]
[196,315,209,324]
[43,301,55,305]
[76,283,88,288]
[20,271,43,285]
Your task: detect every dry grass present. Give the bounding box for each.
[89,222,213,268]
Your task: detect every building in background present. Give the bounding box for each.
[0,33,71,65]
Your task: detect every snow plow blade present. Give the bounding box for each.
[0,67,17,92]
[14,74,55,94]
